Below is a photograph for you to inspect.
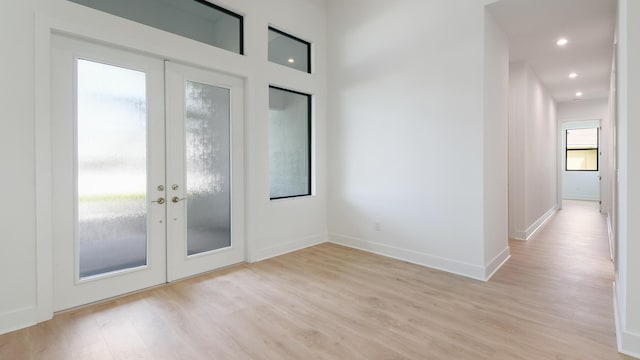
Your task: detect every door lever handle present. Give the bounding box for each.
[172,196,185,203]
[152,197,165,205]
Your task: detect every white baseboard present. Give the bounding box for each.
[614,282,640,358]
[485,247,510,280]
[0,306,37,335]
[512,206,558,241]
[249,233,326,263]
[607,213,614,261]
[329,233,490,281]
[525,205,558,240]
[563,194,600,201]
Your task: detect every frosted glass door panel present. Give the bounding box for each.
[165,61,244,282]
[185,81,231,255]
[77,59,148,278]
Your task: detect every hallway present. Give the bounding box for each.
[494,199,624,358]
[0,201,631,359]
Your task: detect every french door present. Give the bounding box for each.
[51,35,245,311]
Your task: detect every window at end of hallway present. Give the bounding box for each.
[566,128,598,171]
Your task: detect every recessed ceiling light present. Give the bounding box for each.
[569,72,578,79]
[576,91,583,97]
[556,38,569,47]
[288,58,295,63]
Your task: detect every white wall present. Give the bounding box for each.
[483,9,510,277]
[559,120,601,201]
[0,0,38,335]
[508,62,558,240]
[558,98,609,120]
[607,37,618,271]
[616,0,640,356]
[0,0,327,334]
[557,99,610,206]
[327,0,508,280]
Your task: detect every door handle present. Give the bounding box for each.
[152,197,165,205]
[172,196,185,203]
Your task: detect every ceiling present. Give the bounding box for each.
[488,0,616,103]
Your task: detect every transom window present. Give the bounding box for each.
[68,0,244,54]
[268,27,311,73]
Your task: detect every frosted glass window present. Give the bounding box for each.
[566,128,599,171]
[185,81,231,255]
[77,59,148,278]
[69,0,243,54]
[269,86,311,199]
[268,27,311,73]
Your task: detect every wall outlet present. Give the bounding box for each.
[374,222,381,231]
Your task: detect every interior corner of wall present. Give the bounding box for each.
[510,230,526,241]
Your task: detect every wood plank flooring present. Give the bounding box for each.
[0,200,633,359]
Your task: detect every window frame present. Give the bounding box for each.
[193,0,244,55]
[565,128,599,172]
[268,26,312,73]
[268,85,313,200]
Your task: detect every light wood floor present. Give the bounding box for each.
[0,200,632,359]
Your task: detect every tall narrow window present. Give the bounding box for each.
[269,86,312,199]
[268,27,311,73]
[566,128,599,171]
[69,0,244,54]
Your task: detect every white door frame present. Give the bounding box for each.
[557,119,602,208]
[35,12,247,322]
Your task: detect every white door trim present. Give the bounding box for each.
[557,119,602,206]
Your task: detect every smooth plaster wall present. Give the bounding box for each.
[327,0,507,280]
[0,0,327,334]
[558,98,609,121]
[616,0,640,355]
[508,62,558,240]
[483,9,510,275]
[0,0,38,334]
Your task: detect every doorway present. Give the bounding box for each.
[560,120,601,209]
[51,35,245,311]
